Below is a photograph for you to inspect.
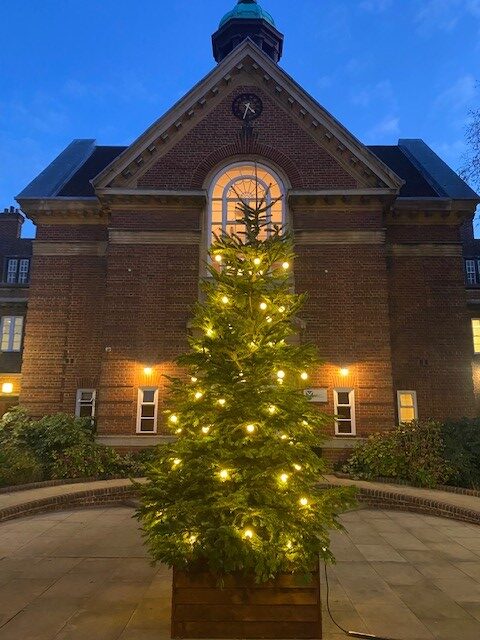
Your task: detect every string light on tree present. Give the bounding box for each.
[217,398,226,406]
[219,469,230,481]
[194,391,204,400]
[169,414,179,424]
[243,529,254,539]
[301,372,309,381]
[282,261,290,270]
[299,497,309,507]
[191,376,198,383]
[246,424,256,434]
[279,473,289,484]
[260,302,268,311]
[221,296,230,305]
[215,254,223,263]
[202,426,211,434]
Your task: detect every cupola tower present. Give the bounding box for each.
[212,0,284,63]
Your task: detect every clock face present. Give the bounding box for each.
[232,93,263,122]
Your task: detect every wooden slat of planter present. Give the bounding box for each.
[175,604,319,622]
[174,572,315,589]
[174,587,318,605]
[172,565,322,639]
[175,620,322,639]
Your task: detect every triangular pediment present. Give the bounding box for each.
[93,40,403,193]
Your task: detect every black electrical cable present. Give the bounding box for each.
[323,563,400,640]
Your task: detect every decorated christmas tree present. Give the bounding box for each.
[137,180,355,582]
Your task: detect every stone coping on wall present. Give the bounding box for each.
[1,476,480,527]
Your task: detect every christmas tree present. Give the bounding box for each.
[137,180,355,582]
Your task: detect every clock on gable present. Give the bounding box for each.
[232,93,263,122]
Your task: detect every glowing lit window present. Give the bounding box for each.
[334,389,356,436]
[0,316,23,352]
[137,388,158,433]
[397,391,418,423]
[209,164,284,244]
[473,319,480,354]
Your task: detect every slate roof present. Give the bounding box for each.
[17,139,478,201]
[57,146,127,197]
[368,145,439,198]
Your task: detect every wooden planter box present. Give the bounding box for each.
[171,562,322,639]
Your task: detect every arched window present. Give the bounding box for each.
[209,163,285,245]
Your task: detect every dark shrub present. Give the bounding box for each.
[0,445,44,487]
[343,420,452,488]
[25,413,94,467]
[442,418,480,489]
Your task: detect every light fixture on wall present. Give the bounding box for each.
[339,367,350,378]
[143,367,154,376]
[2,382,13,394]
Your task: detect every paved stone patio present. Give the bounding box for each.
[1,508,480,639]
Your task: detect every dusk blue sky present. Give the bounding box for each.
[1,0,479,238]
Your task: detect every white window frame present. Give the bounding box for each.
[466,259,477,285]
[75,389,96,420]
[0,316,24,352]
[136,387,159,434]
[334,388,356,436]
[5,258,30,284]
[397,390,418,424]
[207,162,286,249]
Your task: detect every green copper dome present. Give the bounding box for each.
[219,0,275,28]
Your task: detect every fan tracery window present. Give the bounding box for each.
[209,164,285,244]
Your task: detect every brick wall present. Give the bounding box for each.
[138,85,357,191]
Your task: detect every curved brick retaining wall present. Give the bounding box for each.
[1,479,480,525]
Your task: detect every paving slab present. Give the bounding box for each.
[0,505,480,639]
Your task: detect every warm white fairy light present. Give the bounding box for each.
[172,458,182,468]
[282,262,290,270]
[217,398,226,406]
[175,428,183,435]
[260,302,268,311]
[195,391,204,400]
[279,306,286,313]
[244,529,254,539]
[294,464,302,471]
[215,254,222,263]
[219,469,229,481]
[280,434,288,440]
[253,257,261,266]
[277,370,285,379]
[202,426,210,434]
[191,376,198,383]
[206,328,214,337]
[299,497,309,507]
[279,473,289,484]
[266,317,273,324]
[246,424,256,434]
[301,420,309,427]
[268,405,277,414]
[301,372,309,380]
[188,534,198,544]
[221,296,230,305]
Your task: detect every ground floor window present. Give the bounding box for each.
[75,389,96,420]
[334,389,356,435]
[472,319,480,354]
[397,391,418,423]
[0,316,23,352]
[137,388,158,433]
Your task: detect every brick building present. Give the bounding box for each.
[15,0,479,454]
[0,207,32,415]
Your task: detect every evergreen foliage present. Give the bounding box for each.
[137,183,355,581]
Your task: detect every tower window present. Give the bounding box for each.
[209,164,284,246]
